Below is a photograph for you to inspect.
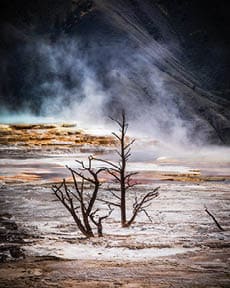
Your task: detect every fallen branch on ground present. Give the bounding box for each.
[204,206,224,231]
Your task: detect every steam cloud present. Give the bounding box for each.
[0,32,212,146]
[1,0,229,149]
[28,36,192,146]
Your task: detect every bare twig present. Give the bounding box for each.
[204,206,224,231]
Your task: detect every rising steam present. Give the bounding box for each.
[0,0,229,149]
[26,37,188,145]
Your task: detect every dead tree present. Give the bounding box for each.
[52,156,111,237]
[94,111,159,227]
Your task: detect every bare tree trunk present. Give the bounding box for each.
[120,112,127,227]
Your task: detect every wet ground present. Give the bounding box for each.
[0,123,230,287]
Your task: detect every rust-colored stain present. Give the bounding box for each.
[0,173,41,183]
[0,123,116,148]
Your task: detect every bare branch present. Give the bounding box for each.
[70,191,81,202]
[204,206,224,231]
[109,116,123,128]
[92,157,120,171]
[125,172,138,180]
[141,209,153,222]
[125,182,139,190]
[126,187,160,226]
[108,189,121,200]
[115,149,122,158]
[124,139,135,150]
[90,206,114,237]
[90,208,100,225]
[124,147,131,157]
[97,198,120,207]
[75,159,85,168]
[107,169,120,182]
[99,206,114,221]
[68,167,96,184]
[112,132,121,141]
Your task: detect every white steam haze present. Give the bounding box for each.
[44,46,178,140]
[39,39,108,125]
[0,0,229,160]
[0,39,227,156]
[25,36,191,145]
